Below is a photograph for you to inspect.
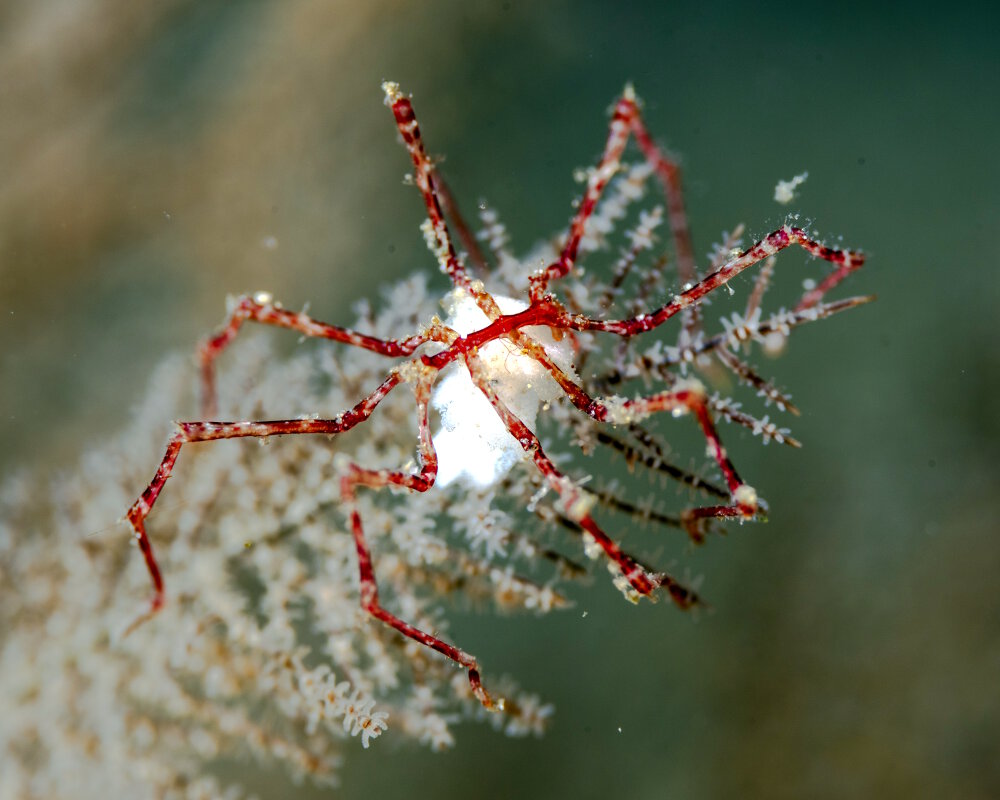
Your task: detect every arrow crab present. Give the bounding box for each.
[124,81,870,712]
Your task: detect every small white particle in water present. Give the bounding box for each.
[774,171,808,204]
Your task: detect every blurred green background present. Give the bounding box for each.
[2,1,998,797]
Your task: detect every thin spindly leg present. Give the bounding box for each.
[465,352,700,609]
[625,87,703,340]
[626,95,696,291]
[430,170,492,277]
[612,382,763,542]
[795,251,866,311]
[124,372,404,633]
[197,295,428,416]
[469,331,761,544]
[531,87,637,299]
[565,226,866,337]
[529,86,696,313]
[382,82,506,325]
[197,79,495,418]
[337,376,497,709]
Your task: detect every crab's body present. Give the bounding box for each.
[430,287,578,488]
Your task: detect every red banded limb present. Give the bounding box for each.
[123,371,404,635]
[430,170,492,277]
[566,225,865,337]
[338,376,498,710]
[465,351,700,607]
[795,248,867,311]
[611,383,761,542]
[528,87,697,325]
[382,82,504,325]
[195,81,491,419]
[467,333,761,544]
[530,87,638,300]
[414,227,863,377]
[197,295,429,417]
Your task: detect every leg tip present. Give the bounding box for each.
[469,668,500,711]
[122,593,164,638]
[733,484,759,516]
